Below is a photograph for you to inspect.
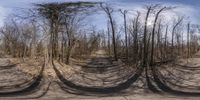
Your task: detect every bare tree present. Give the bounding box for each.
[142,6,152,67]
[101,4,118,61]
[120,9,128,61]
[171,17,183,58]
[35,2,96,64]
[150,6,167,65]
[187,22,190,58]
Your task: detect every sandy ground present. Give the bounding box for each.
[1,50,200,100]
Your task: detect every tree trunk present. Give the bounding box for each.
[142,7,151,67]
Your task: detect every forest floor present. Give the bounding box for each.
[1,50,200,100]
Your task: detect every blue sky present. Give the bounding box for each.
[0,0,199,29]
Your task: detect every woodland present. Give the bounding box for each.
[0,1,200,99]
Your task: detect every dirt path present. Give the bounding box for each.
[57,49,135,88]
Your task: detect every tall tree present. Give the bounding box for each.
[120,9,128,61]
[142,6,152,67]
[150,6,166,65]
[35,2,97,63]
[171,17,183,58]
[101,4,118,61]
[187,22,190,58]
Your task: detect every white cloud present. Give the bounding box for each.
[114,2,200,26]
[0,6,8,27]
